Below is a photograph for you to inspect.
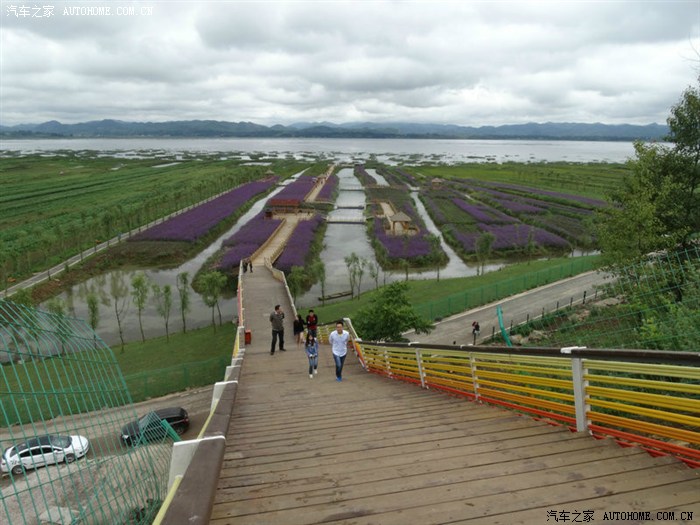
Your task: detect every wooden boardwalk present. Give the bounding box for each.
[211,268,700,524]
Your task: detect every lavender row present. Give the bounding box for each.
[275,214,325,273]
[222,212,282,247]
[452,198,518,224]
[474,180,606,208]
[131,178,278,242]
[451,223,569,253]
[373,218,433,259]
[218,212,283,270]
[315,174,339,201]
[273,175,316,202]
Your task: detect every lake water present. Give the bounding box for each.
[1,137,637,164]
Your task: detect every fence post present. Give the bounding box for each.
[415,348,426,389]
[583,290,587,304]
[383,349,392,378]
[470,355,480,401]
[562,348,589,433]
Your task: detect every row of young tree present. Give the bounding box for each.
[12,270,229,352]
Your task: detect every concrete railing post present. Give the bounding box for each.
[562,347,589,433]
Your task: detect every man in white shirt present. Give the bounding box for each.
[328,321,350,382]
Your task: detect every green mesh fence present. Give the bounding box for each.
[415,256,597,321]
[123,357,229,402]
[0,299,173,525]
[508,246,700,351]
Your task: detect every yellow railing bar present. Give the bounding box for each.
[589,398,700,428]
[587,386,700,412]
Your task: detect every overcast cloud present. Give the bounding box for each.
[1,0,699,126]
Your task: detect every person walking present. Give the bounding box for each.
[294,314,306,348]
[269,304,285,355]
[329,321,350,382]
[305,333,319,378]
[306,309,318,338]
[471,321,480,345]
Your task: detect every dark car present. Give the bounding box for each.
[120,407,189,446]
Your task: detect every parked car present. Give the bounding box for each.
[121,407,189,446]
[1,434,90,476]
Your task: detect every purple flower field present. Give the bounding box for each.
[452,198,518,224]
[275,214,324,272]
[272,175,316,202]
[218,212,283,270]
[373,218,433,259]
[316,174,339,201]
[491,198,546,214]
[475,180,606,208]
[452,223,569,253]
[131,178,277,242]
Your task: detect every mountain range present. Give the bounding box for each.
[0,119,669,141]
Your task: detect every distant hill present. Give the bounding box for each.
[0,119,669,141]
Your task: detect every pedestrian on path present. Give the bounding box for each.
[329,321,350,382]
[306,309,319,338]
[270,305,286,355]
[472,321,480,345]
[305,333,319,378]
[294,314,306,347]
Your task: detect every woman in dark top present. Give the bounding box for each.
[294,314,306,347]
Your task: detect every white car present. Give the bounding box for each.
[1,435,89,476]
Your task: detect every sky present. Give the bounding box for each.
[1,0,699,127]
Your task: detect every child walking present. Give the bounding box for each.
[305,333,319,378]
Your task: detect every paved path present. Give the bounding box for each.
[211,267,700,523]
[407,270,612,346]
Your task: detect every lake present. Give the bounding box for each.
[0,137,637,164]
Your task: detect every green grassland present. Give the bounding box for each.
[0,323,236,427]
[410,162,629,199]
[0,153,312,283]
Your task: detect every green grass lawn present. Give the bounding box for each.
[0,323,236,427]
[410,162,628,200]
[309,255,600,324]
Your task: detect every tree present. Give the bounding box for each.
[368,260,381,290]
[176,272,191,333]
[399,258,410,281]
[597,80,700,268]
[200,271,227,330]
[46,297,70,356]
[475,232,495,275]
[355,258,367,299]
[353,281,433,342]
[314,261,327,306]
[287,266,305,302]
[86,292,100,348]
[152,283,173,342]
[131,272,150,342]
[427,234,443,281]
[344,252,360,298]
[109,271,130,352]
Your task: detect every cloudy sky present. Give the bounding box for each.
[1,0,699,127]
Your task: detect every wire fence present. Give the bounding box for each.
[0,299,186,525]
[123,357,231,402]
[415,257,598,321]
